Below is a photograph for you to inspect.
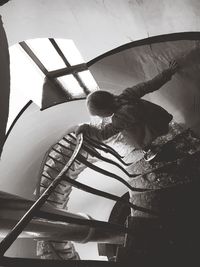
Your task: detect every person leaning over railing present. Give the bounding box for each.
[0,0,11,158]
[76,60,179,161]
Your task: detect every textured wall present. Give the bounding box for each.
[1,0,200,61]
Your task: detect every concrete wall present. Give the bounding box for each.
[1,0,200,61]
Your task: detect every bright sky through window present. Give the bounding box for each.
[55,39,85,65]
[78,70,98,92]
[7,38,98,130]
[26,38,66,71]
[58,75,85,97]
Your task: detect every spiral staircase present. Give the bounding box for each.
[0,121,200,266]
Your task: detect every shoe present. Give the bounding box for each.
[143,149,158,162]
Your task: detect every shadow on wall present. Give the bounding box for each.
[89,39,200,135]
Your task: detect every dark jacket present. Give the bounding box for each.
[86,68,174,142]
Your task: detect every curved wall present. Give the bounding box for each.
[1,0,200,61]
[0,100,90,200]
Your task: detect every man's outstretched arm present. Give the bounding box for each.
[124,60,179,99]
[76,123,120,141]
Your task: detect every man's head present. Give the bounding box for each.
[86,90,116,117]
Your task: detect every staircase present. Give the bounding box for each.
[1,122,200,266]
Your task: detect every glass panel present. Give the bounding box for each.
[78,70,99,92]
[55,39,85,65]
[8,44,44,128]
[58,75,85,97]
[26,38,66,71]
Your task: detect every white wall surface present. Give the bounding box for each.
[1,0,200,61]
[0,100,90,200]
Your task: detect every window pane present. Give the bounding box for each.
[58,75,85,97]
[26,38,66,71]
[55,39,85,65]
[8,44,44,128]
[78,70,99,92]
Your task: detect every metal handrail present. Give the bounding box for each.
[69,133,131,166]
[65,136,140,178]
[1,256,122,266]
[36,209,133,235]
[63,176,157,216]
[77,154,148,192]
[0,134,83,256]
[0,131,157,258]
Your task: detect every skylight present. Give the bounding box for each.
[55,39,85,65]
[26,38,66,71]
[78,70,98,92]
[58,75,85,97]
[7,38,99,130]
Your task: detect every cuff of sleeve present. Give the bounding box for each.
[162,68,173,81]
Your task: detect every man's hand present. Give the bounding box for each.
[75,124,90,137]
[169,60,179,74]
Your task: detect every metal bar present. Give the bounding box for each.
[77,154,148,192]
[48,154,65,166]
[63,136,77,147]
[0,134,83,256]
[48,38,71,67]
[70,133,131,166]
[19,42,49,76]
[57,140,84,163]
[68,134,139,177]
[0,257,121,267]
[73,72,90,95]
[81,141,139,178]
[63,176,157,216]
[84,135,125,159]
[40,184,64,195]
[46,199,63,205]
[45,161,74,172]
[37,210,132,235]
[47,63,88,78]
[42,173,66,187]
[57,142,74,153]
[49,38,90,94]
[45,163,60,172]
[42,173,54,181]
[66,136,138,177]
[52,147,81,165]
[84,138,131,166]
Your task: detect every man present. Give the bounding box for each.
[76,60,179,161]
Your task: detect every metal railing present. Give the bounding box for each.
[0,133,156,265]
